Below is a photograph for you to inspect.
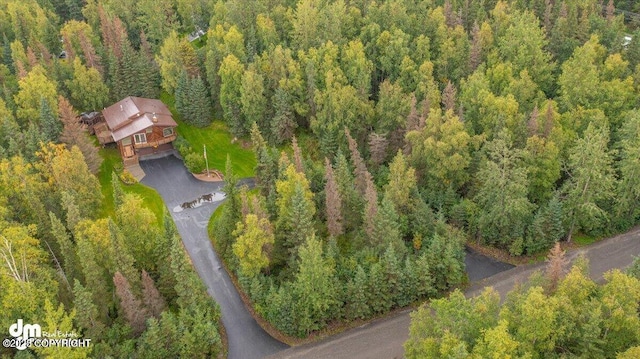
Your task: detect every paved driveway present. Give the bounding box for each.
[140,155,288,359]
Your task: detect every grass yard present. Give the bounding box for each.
[160,92,256,178]
[97,147,165,226]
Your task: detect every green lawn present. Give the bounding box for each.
[160,92,256,178]
[98,147,165,226]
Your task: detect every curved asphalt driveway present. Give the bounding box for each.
[140,155,288,359]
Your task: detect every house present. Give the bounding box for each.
[101,96,178,165]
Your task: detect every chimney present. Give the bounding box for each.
[152,113,158,123]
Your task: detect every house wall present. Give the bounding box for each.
[132,126,176,149]
[116,126,176,161]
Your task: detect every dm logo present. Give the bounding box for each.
[9,319,41,350]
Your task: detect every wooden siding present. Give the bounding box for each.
[132,126,176,149]
[116,125,176,160]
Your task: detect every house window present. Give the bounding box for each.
[134,133,147,144]
[146,128,153,134]
[121,137,131,146]
[163,127,174,137]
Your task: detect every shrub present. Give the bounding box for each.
[173,134,192,158]
[120,170,137,185]
[184,151,205,173]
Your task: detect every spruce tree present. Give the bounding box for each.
[292,235,338,336]
[73,279,105,338]
[346,128,371,196]
[49,212,81,284]
[324,158,343,237]
[113,271,148,336]
[381,243,403,307]
[187,75,212,127]
[346,265,371,320]
[40,97,61,143]
[271,87,296,144]
[108,220,140,292]
[371,197,403,255]
[333,151,363,233]
[59,96,102,173]
[141,270,167,318]
[112,171,125,209]
[525,195,565,254]
[174,71,190,120]
[285,183,315,265]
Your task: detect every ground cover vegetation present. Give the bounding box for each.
[0,0,640,352]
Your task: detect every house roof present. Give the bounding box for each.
[102,97,177,142]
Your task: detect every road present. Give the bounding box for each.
[140,154,640,359]
[271,228,640,359]
[140,155,288,359]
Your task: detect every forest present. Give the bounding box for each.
[405,246,640,358]
[1,0,640,356]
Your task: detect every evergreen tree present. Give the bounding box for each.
[58,97,102,174]
[113,271,148,336]
[292,235,339,336]
[371,197,403,255]
[324,158,343,237]
[137,313,180,359]
[40,97,61,143]
[175,71,189,121]
[111,172,124,209]
[366,261,387,314]
[24,122,46,162]
[525,195,565,254]
[141,269,166,318]
[562,123,616,240]
[214,156,241,260]
[108,220,140,292]
[73,279,105,339]
[332,151,362,234]
[381,243,403,307]
[65,0,84,21]
[219,54,245,137]
[270,87,297,145]
[413,251,435,299]
[274,164,315,268]
[474,130,533,251]
[615,111,640,228]
[49,212,81,284]
[545,242,568,293]
[427,224,466,292]
[345,265,371,320]
[284,183,315,265]
[186,75,212,127]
